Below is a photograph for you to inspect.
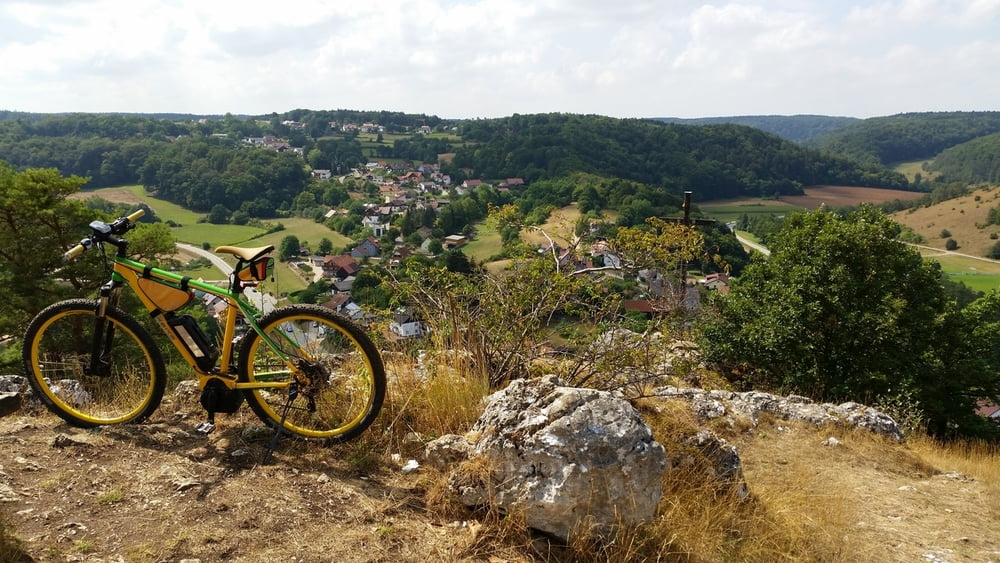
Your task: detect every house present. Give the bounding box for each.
[389,247,413,267]
[390,308,426,338]
[443,234,468,249]
[321,293,353,313]
[977,401,1000,421]
[322,254,360,280]
[701,273,730,291]
[351,237,381,259]
[361,213,387,238]
[311,169,331,180]
[333,276,355,293]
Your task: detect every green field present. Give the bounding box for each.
[463,229,503,263]
[917,250,1000,293]
[893,160,940,183]
[82,186,355,296]
[700,202,804,224]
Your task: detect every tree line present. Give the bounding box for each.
[454,113,908,199]
[807,111,1000,168]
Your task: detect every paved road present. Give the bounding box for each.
[176,243,277,314]
[734,232,771,256]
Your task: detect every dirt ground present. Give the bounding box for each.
[0,386,503,563]
[781,185,926,208]
[4,386,1000,563]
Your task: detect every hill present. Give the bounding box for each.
[453,114,908,200]
[650,114,859,143]
[926,132,1000,184]
[806,111,1000,167]
[2,393,998,562]
[892,185,1000,259]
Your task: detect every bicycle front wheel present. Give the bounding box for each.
[21,299,166,426]
[238,304,386,442]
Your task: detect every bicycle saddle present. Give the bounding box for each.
[214,245,275,262]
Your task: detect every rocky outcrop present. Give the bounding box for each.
[425,375,667,542]
[654,386,905,441]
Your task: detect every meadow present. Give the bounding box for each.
[74,186,353,296]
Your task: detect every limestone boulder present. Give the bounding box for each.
[426,375,666,541]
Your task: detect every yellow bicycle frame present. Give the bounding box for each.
[109,255,294,392]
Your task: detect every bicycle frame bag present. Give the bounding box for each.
[166,313,218,372]
[136,277,193,312]
[236,256,274,282]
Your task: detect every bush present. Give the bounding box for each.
[945,238,959,251]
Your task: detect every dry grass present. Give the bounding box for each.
[893,185,1000,257]
[365,362,1000,562]
[5,355,1000,561]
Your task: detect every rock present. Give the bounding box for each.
[0,375,26,393]
[655,387,905,441]
[427,375,667,542]
[0,391,21,417]
[424,434,473,470]
[670,429,750,501]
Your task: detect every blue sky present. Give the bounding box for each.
[1,0,998,119]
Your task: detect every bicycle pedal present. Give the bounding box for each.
[194,421,216,435]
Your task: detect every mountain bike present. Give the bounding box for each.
[21,210,386,455]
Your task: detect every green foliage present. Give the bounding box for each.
[701,205,1000,438]
[808,111,1000,167]
[945,238,959,251]
[317,237,333,255]
[455,114,907,198]
[278,235,300,261]
[928,132,1000,184]
[652,115,859,143]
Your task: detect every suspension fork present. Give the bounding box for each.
[88,278,125,377]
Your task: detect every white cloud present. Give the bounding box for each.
[0,0,996,117]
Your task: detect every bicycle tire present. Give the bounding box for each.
[21,299,166,427]
[238,304,386,442]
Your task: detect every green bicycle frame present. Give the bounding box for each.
[109,254,293,392]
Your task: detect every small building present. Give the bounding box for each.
[390,308,426,338]
[443,234,468,249]
[322,254,360,280]
[351,237,381,259]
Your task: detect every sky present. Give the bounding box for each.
[1,0,998,120]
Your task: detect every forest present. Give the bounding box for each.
[805,111,1000,168]
[0,110,914,215]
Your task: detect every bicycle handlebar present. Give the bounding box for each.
[63,209,146,261]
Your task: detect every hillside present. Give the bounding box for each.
[927,132,1000,184]
[806,111,1000,167]
[2,391,999,562]
[650,114,859,143]
[892,185,1000,258]
[453,114,908,199]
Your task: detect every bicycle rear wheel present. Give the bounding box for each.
[21,299,166,426]
[238,304,386,442]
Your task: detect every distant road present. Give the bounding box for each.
[902,242,1000,265]
[735,232,771,256]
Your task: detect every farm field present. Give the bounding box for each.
[913,246,1000,293]
[702,185,925,223]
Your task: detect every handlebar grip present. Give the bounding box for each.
[64,244,87,261]
[127,209,146,222]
